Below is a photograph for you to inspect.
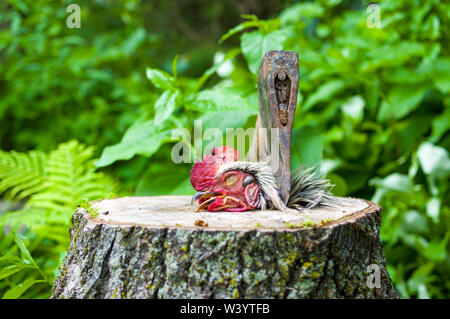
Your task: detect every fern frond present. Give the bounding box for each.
[0,150,47,200]
[0,207,73,230]
[28,140,116,212]
[1,140,116,229]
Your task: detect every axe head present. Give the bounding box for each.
[252,50,299,204]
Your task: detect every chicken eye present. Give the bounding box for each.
[224,174,237,186]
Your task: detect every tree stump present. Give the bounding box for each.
[51,196,399,299]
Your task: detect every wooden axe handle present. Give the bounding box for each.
[246,50,299,204]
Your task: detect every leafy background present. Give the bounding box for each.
[0,0,449,298]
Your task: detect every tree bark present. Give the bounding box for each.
[51,196,399,299]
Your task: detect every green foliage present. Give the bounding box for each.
[0,233,49,299]
[29,141,116,212]
[1,140,115,214]
[0,140,116,298]
[0,0,157,152]
[0,150,46,200]
[96,49,257,171]
[370,141,449,298]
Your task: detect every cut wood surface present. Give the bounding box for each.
[51,196,399,299]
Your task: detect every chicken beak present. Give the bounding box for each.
[191,191,206,204]
[191,191,219,204]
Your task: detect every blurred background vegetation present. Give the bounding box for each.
[0,0,449,299]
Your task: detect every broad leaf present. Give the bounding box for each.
[0,150,47,199]
[121,27,146,55]
[193,48,241,93]
[431,58,450,93]
[199,109,257,133]
[425,197,440,223]
[0,255,23,266]
[241,30,288,74]
[2,278,44,299]
[430,107,449,143]
[341,95,365,122]
[145,68,175,90]
[14,235,36,266]
[187,88,257,112]
[219,20,262,43]
[377,84,428,122]
[291,126,323,170]
[154,89,181,126]
[417,142,450,177]
[280,2,324,25]
[327,173,348,196]
[303,80,347,111]
[424,233,449,262]
[370,173,415,193]
[407,263,434,292]
[95,120,175,167]
[135,163,193,196]
[28,141,115,211]
[0,264,31,280]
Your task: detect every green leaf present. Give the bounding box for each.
[219,20,262,43]
[291,126,323,170]
[424,233,449,262]
[121,27,146,55]
[417,284,430,299]
[370,173,417,202]
[320,159,342,175]
[303,80,347,111]
[279,2,324,25]
[370,173,415,193]
[345,171,370,194]
[430,107,449,143]
[360,42,425,72]
[433,74,450,93]
[407,263,434,292]
[0,208,72,230]
[195,109,257,156]
[377,85,428,122]
[14,234,47,282]
[401,210,429,234]
[0,255,23,266]
[187,88,258,112]
[426,197,440,223]
[27,141,115,212]
[417,142,450,177]
[397,114,433,153]
[193,48,241,93]
[14,235,35,265]
[341,95,365,122]
[327,173,347,196]
[241,30,288,74]
[2,278,44,299]
[0,264,31,280]
[135,163,193,196]
[0,150,47,199]
[95,121,175,167]
[199,110,257,132]
[154,90,181,126]
[145,68,175,90]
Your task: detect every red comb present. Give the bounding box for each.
[190,146,239,191]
